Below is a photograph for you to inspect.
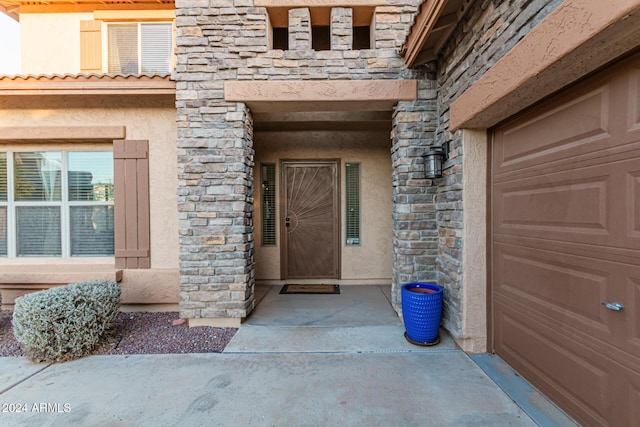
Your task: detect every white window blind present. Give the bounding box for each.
[68,152,114,256]
[261,164,276,246]
[17,206,61,256]
[0,152,6,201]
[0,206,6,256]
[108,23,172,75]
[141,24,173,74]
[0,152,7,256]
[1,151,114,258]
[108,24,138,74]
[13,152,63,256]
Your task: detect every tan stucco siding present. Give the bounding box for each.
[0,103,178,270]
[253,130,392,283]
[20,13,93,75]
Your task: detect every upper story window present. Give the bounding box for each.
[107,23,173,75]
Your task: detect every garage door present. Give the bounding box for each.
[492,53,640,426]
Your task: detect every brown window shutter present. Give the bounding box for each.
[114,140,150,269]
[80,20,103,73]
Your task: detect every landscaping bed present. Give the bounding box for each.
[0,311,237,358]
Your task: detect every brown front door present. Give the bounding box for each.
[491,53,640,426]
[281,160,340,279]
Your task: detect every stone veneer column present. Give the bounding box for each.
[331,8,353,51]
[289,8,311,50]
[176,0,263,327]
[390,80,439,314]
[177,103,256,326]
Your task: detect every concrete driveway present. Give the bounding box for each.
[0,285,577,426]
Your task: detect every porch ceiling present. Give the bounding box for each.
[253,111,391,131]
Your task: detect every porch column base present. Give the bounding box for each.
[189,318,241,328]
[451,334,487,354]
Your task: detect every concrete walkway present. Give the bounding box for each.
[0,285,577,426]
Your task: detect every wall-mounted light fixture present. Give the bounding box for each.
[423,142,449,179]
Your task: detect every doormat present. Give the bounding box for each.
[279,284,340,295]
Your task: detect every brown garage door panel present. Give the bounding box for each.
[495,301,640,427]
[630,276,640,351]
[633,170,640,238]
[494,243,610,332]
[494,86,611,173]
[494,56,640,180]
[630,63,640,132]
[493,53,640,426]
[497,175,608,231]
[495,304,610,426]
[494,241,640,356]
[493,156,640,250]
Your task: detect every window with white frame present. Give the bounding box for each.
[107,23,173,74]
[0,151,114,258]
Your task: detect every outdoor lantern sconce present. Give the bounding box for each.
[423,142,449,179]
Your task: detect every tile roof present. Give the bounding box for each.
[0,72,172,81]
[0,72,176,95]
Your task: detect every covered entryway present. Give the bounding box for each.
[492,53,640,426]
[281,160,340,279]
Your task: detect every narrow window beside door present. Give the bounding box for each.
[261,163,276,246]
[345,163,360,245]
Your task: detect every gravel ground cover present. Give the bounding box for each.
[0,311,237,358]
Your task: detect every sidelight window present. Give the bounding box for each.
[345,163,360,245]
[261,163,277,246]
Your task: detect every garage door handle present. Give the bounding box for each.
[601,302,623,311]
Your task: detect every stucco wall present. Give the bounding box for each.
[20,13,92,75]
[0,97,179,304]
[253,130,393,283]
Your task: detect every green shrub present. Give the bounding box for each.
[12,279,120,362]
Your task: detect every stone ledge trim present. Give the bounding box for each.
[189,318,242,328]
[0,126,126,141]
[450,0,640,130]
[255,0,384,7]
[225,80,417,112]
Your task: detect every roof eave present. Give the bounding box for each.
[0,74,176,96]
[1,4,19,21]
[402,0,468,68]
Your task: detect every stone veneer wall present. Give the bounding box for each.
[433,0,563,335]
[175,0,435,321]
[390,70,438,310]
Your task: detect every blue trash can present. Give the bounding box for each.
[401,282,443,346]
